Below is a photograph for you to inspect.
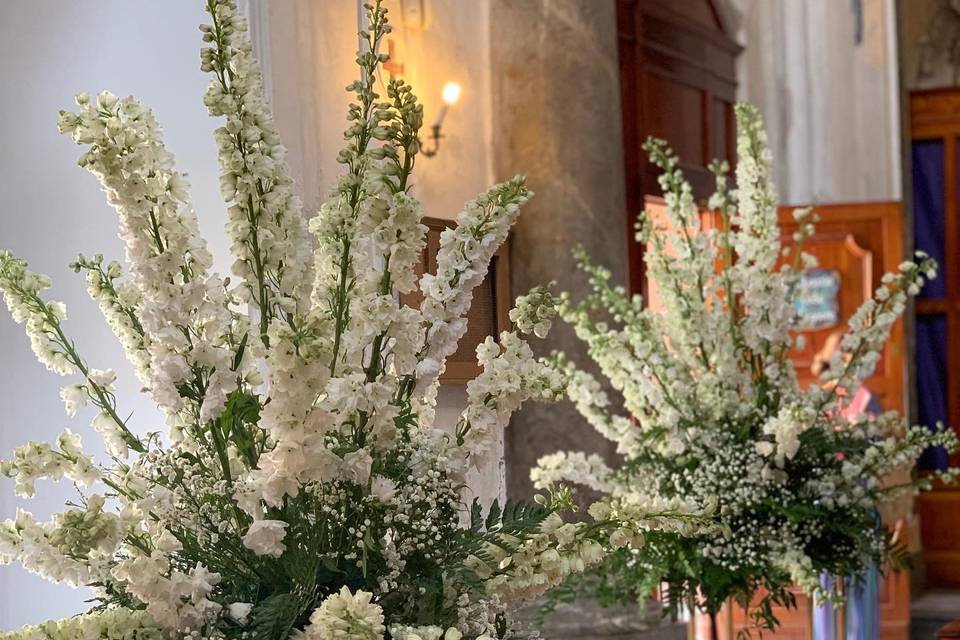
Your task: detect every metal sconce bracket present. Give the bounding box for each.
[419,124,443,158]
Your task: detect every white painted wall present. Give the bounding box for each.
[733,0,902,205]
[0,3,230,630]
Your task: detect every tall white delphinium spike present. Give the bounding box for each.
[0,610,163,640]
[0,429,99,499]
[414,177,531,419]
[558,251,693,436]
[0,496,123,588]
[58,92,239,422]
[202,0,314,343]
[70,255,152,389]
[0,252,144,455]
[241,4,429,510]
[455,331,565,471]
[639,139,719,377]
[729,103,796,388]
[816,253,938,408]
[456,287,563,470]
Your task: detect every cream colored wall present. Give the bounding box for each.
[732,0,902,205]
[256,0,494,218]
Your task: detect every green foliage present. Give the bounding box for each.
[218,390,262,467]
[448,498,554,594]
[247,593,305,640]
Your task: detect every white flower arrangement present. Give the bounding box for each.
[532,104,959,633]
[0,609,167,640]
[0,2,715,639]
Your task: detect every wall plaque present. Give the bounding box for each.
[795,268,841,330]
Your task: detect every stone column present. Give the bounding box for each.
[489,0,629,501]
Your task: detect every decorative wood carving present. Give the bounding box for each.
[785,232,872,375]
[778,203,904,414]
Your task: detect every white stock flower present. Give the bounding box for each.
[456,332,565,470]
[370,475,397,503]
[305,587,385,640]
[416,177,531,397]
[0,608,164,640]
[60,91,237,419]
[531,451,613,493]
[227,602,253,625]
[60,384,88,417]
[242,519,288,558]
[762,404,814,467]
[202,0,313,322]
[341,448,373,486]
[390,626,462,640]
[0,430,99,498]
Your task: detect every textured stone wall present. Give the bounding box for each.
[489,0,629,501]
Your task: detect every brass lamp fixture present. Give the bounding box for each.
[420,81,461,158]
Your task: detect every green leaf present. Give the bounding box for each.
[485,500,502,531]
[233,331,249,371]
[248,592,301,640]
[218,390,262,465]
[470,498,484,533]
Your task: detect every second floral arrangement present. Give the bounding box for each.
[532,104,958,634]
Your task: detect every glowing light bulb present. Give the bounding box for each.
[424,81,463,157]
[442,82,462,106]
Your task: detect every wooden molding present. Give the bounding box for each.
[400,216,511,385]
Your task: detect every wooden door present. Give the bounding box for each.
[910,88,960,588]
[616,0,740,294]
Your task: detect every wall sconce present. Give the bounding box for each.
[420,81,461,158]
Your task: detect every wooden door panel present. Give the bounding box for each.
[617,0,741,293]
[910,88,960,588]
[779,202,905,414]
